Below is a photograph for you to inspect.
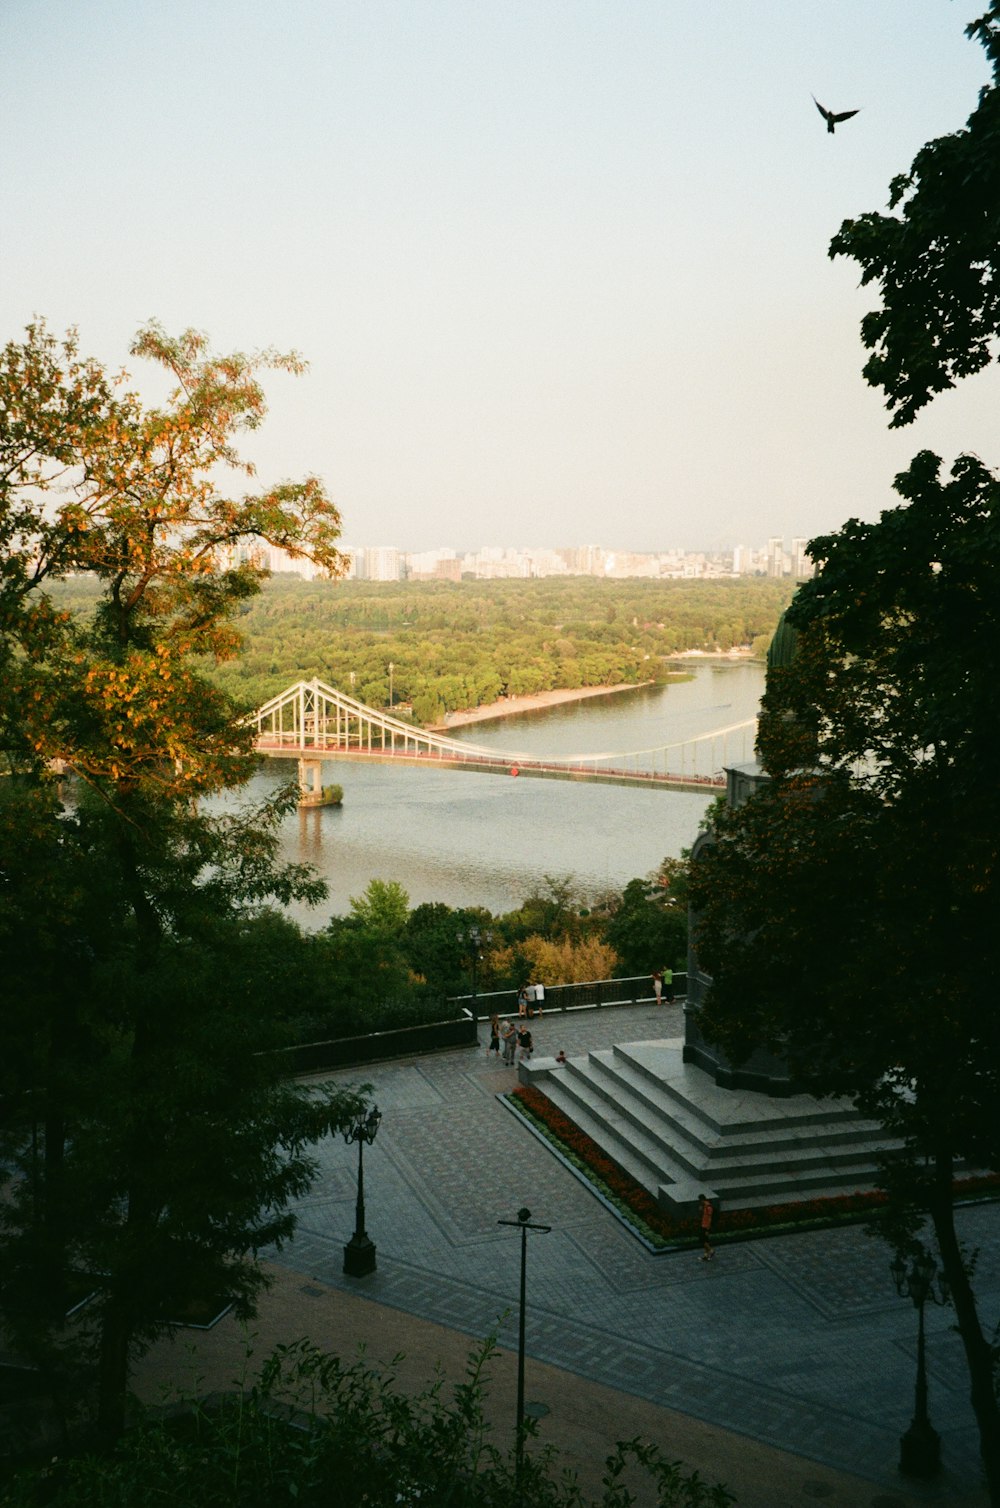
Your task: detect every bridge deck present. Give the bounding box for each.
[254,738,724,793]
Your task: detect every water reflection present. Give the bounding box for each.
[248,661,765,928]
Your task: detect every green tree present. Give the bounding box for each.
[691,472,1000,1492]
[403,901,467,998]
[0,321,368,1442]
[692,15,1000,1492]
[601,876,687,978]
[348,877,411,935]
[829,3,1000,426]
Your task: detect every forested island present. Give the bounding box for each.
[51,573,793,724]
[218,575,793,722]
[170,574,793,721]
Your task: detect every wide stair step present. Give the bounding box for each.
[523,1038,902,1214]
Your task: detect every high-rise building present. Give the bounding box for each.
[363,547,401,582]
[791,538,813,579]
[767,536,786,578]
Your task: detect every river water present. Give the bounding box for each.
[248,659,765,927]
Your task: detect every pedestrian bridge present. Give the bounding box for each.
[251,679,756,802]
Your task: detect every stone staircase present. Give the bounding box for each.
[522,1037,901,1215]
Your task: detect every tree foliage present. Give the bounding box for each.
[692,13,1000,1479]
[830,3,1000,425]
[3,1337,733,1507]
[690,468,1000,1493]
[0,321,368,1442]
[79,571,795,723]
[601,865,688,978]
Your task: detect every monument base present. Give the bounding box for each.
[523,1038,901,1216]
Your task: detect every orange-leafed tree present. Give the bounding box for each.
[0,321,369,1443]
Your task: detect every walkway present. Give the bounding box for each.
[141,1003,997,1505]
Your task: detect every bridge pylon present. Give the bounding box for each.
[297,756,339,807]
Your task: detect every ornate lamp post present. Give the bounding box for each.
[342,1105,382,1277]
[457,924,492,1031]
[498,1208,551,1494]
[890,1246,949,1478]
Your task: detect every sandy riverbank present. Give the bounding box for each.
[427,649,759,731]
[428,681,650,731]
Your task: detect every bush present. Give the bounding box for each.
[2,1337,734,1507]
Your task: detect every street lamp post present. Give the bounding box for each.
[457,924,492,1033]
[890,1247,949,1479]
[342,1105,382,1277]
[498,1208,551,1494]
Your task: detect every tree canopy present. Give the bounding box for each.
[830,3,1000,425]
[0,321,369,1443]
[691,10,1000,1491]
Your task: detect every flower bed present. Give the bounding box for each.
[505,1083,1000,1252]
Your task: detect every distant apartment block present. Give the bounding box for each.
[791,537,813,579]
[358,546,401,581]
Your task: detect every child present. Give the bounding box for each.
[555,1049,568,1065]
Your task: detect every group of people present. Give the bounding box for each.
[490,1014,535,1065]
[516,982,545,1017]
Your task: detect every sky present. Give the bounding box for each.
[2,1,996,553]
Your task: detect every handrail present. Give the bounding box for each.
[448,973,688,1015]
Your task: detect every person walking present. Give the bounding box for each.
[488,1014,501,1059]
[652,969,663,1004]
[517,1025,533,1063]
[698,1193,715,1261]
[500,1017,516,1066]
[663,967,674,1005]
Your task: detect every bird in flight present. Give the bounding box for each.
[813,96,860,133]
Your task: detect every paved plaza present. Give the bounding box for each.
[269,1002,999,1501]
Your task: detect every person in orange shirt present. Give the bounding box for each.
[698,1193,715,1261]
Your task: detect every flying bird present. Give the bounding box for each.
[813,96,860,133]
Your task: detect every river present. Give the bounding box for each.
[244,659,765,927]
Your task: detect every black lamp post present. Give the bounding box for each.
[498,1207,551,1492]
[342,1105,381,1277]
[890,1247,949,1478]
[457,925,492,1031]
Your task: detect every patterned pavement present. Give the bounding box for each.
[269,1003,999,1498]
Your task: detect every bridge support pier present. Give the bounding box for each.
[297,757,337,807]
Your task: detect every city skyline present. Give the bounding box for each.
[268,535,812,582]
[3,2,998,552]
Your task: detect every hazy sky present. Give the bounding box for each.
[3,1,996,552]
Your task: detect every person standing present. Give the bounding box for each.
[663,967,674,1005]
[500,1017,516,1066]
[488,1014,501,1059]
[517,985,529,1017]
[652,970,663,1004]
[698,1193,715,1261]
